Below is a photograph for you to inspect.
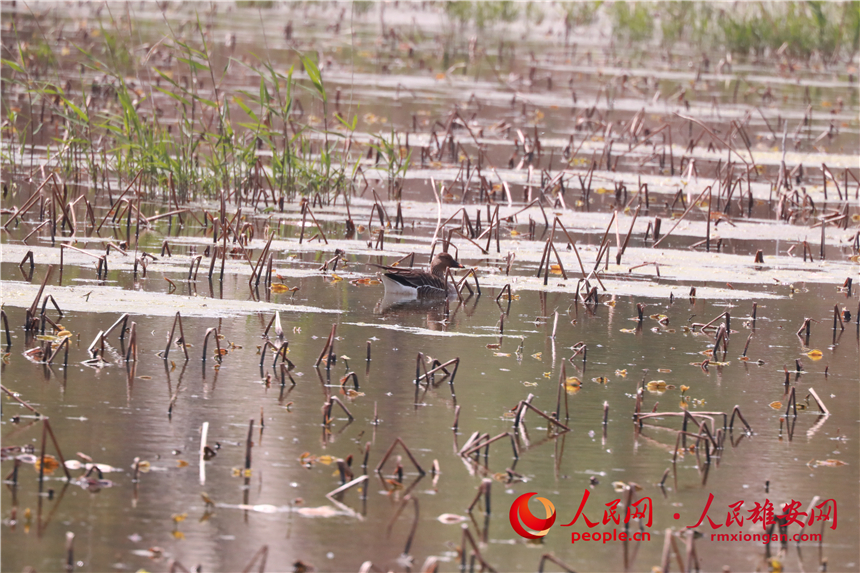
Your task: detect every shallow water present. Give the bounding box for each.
[2,256,858,572]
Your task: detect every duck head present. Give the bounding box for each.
[430,252,464,277]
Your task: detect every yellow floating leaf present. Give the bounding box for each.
[34,455,60,474]
[171,513,188,523]
[550,264,562,274]
[769,401,783,409]
[271,284,289,293]
[330,274,343,282]
[317,455,335,465]
[619,328,636,334]
[493,352,511,357]
[35,335,60,342]
[510,230,521,237]
[646,380,668,393]
[531,352,542,360]
[615,369,627,377]
[657,368,671,373]
[176,460,189,468]
[564,377,581,394]
[806,349,824,360]
[592,377,609,384]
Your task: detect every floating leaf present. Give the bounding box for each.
[619,328,636,334]
[592,377,609,384]
[646,380,668,393]
[35,335,60,342]
[564,377,582,394]
[809,459,846,468]
[271,284,289,293]
[806,349,824,360]
[485,343,500,349]
[177,460,189,468]
[330,274,343,283]
[493,352,511,357]
[171,513,188,523]
[657,368,672,373]
[34,455,60,474]
[438,513,467,524]
[531,352,542,360]
[615,369,627,377]
[769,401,783,409]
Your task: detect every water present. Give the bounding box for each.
[2,261,857,572]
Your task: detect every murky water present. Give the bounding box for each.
[2,2,859,573]
[2,267,858,572]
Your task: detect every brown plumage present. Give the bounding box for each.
[376,253,465,297]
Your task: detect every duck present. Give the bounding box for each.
[376,252,465,298]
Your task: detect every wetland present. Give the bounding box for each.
[1,2,858,572]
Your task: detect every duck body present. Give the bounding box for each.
[377,253,464,298]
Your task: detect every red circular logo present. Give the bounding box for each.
[509,492,556,539]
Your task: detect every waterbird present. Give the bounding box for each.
[375,252,465,298]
